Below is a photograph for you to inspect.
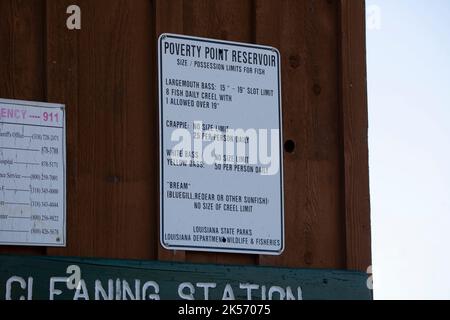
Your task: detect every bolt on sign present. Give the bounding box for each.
[0,99,66,247]
[159,34,284,255]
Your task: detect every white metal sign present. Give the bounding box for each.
[159,34,284,255]
[0,99,66,247]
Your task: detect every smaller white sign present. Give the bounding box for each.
[0,99,66,247]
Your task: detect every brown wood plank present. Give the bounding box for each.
[339,0,372,271]
[256,0,346,269]
[183,0,257,267]
[181,0,253,42]
[155,0,257,265]
[46,0,157,259]
[0,0,46,256]
[45,0,81,257]
[155,0,186,263]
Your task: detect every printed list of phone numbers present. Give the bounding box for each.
[0,101,65,246]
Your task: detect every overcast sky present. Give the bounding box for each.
[367,0,450,299]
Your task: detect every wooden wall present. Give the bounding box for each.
[0,0,371,272]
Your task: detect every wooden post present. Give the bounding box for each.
[339,0,372,271]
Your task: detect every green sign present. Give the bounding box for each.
[0,255,371,300]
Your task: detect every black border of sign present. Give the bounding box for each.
[158,33,284,255]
